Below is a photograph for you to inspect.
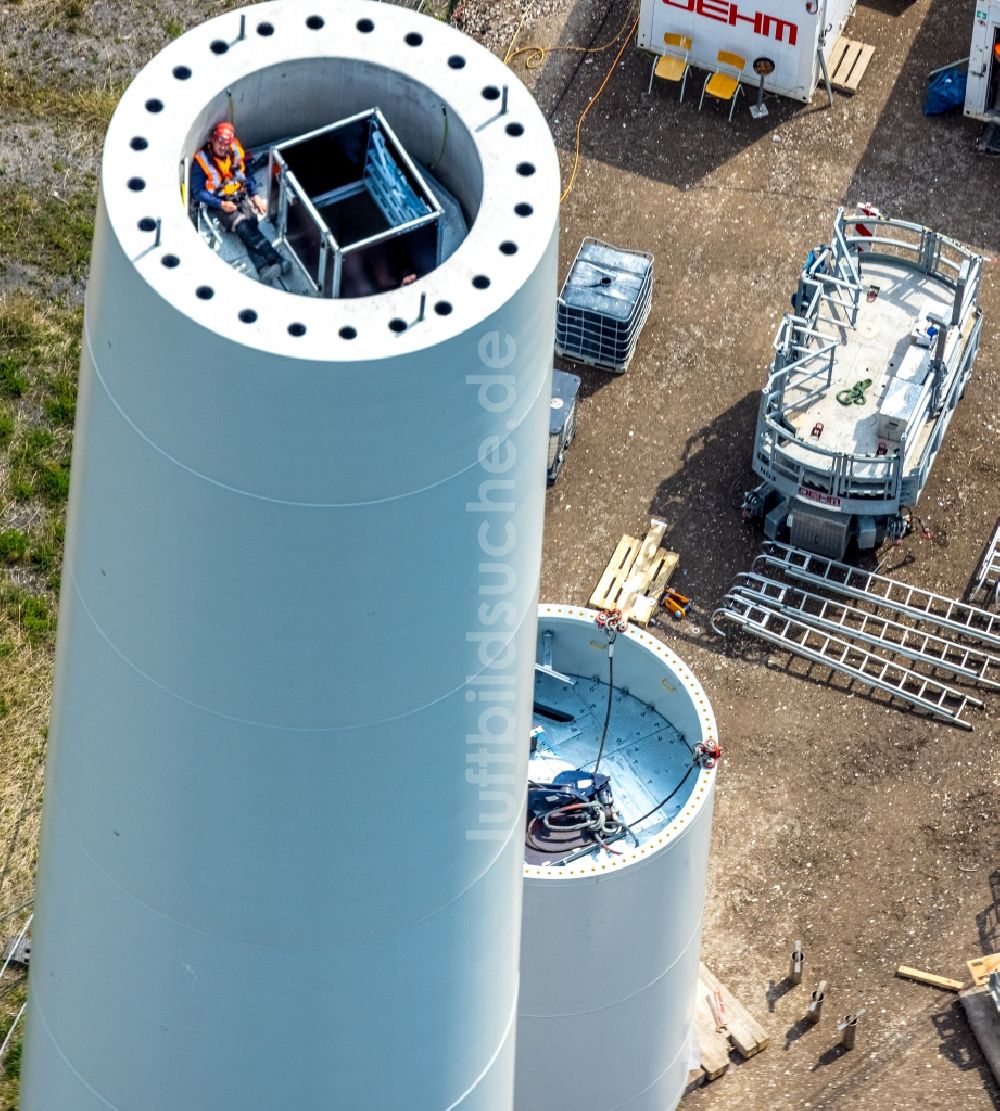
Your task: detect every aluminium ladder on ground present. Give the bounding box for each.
[969,518,1000,609]
[756,542,1000,650]
[730,572,1000,692]
[712,593,983,730]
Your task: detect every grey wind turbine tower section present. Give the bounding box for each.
[20,2,559,1108]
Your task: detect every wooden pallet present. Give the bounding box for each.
[700,962,769,1058]
[589,519,679,627]
[828,38,875,95]
[686,962,768,1095]
[968,953,1000,988]
[693,991,731,1081]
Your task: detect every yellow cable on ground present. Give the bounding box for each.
[559,10,639,205]
[505,4,638,70]
[503,0,540,65]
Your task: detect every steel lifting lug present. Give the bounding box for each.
[596,609,628,634]
[695,740,721,769]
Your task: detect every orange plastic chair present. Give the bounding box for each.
[699,50,746,121]
[647,33,693,102]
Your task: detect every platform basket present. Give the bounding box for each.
[555,238,654,373]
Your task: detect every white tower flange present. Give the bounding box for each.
[21,4,559,1108]
[517,607,718,1111]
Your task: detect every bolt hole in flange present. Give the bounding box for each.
[505,122,524,137]
[404,31,423,46]
[288,322,307,337]
[516,162,535,177]
[482,85,500,101]
[472,275,490,290]
[500,241,518,256]
[514,203,533,217]
[137,217,157,232]
[388,318,408,334]
[306,15,325,30]
[127,177,146,192]
[172,65,192,80]
[210,40,229,55]
[161,254,180,269]
[339,325,358,340]
[130,136,148,150]
[448,55,465,69]
[356,18,374,32]
[196,286,214,300]
[256,21,274,36]
[434,301,453,316]
[239,309,258,324]
[145,98,163,113]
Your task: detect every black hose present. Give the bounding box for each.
[592,636,615,776]
[624,764,696,837]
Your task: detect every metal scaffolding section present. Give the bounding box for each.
[970,518,1000,609]
[269,108,443,298]
[730,572,1000,691]
[712,592,982,729]
[755,543,1000,649]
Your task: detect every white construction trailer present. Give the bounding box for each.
[638,0,856,103]
[965,0,1000,121]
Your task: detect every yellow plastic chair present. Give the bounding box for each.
[699,50,746,121]
[647,33,693,102]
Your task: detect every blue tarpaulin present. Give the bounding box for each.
[924,68,967,116]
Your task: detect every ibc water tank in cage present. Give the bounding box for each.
[555,238,653,373]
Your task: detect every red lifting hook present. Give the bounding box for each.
[695,740,722,769]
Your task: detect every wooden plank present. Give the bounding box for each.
[630,593,658,628]
[896,965,965,992]
[683,1067,707,1096]
[829,39,875,95]
[843,44,875,92]
[826,40,852,83]
[603,538,643,612]
[645,549,681,601]
[632,519,667,572]
[618,521,668,609]
[968,953,1000,988]
[590,535,640,610]
[700,962,768,1059]
[628,549,680,626]
[828,41,857,77]
[693,991,731,1080]
[959,986,1000,1086]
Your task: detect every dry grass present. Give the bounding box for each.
[0,619,48,1107]
[0,624,48,909]
[0,69,123,132]
[6,0,94,23]
[0,291,75,1098]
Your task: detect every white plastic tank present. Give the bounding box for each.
[20,3,559,1108]
[517,606,718,1111]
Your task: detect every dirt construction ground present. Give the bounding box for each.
[515,0,1000,1107]
[1,0,998,1108]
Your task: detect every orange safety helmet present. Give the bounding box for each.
[211,121,236,144]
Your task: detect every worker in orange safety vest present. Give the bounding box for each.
[191,121,287,284]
